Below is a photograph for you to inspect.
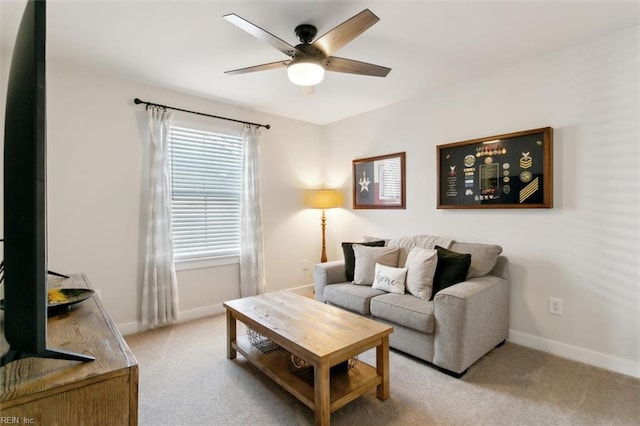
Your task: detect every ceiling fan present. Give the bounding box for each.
[223,9,391,88]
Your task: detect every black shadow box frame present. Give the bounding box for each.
[437,127,553,209]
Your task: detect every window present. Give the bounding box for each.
[169,125,243,262]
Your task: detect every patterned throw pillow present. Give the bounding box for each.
[372,263,408,294]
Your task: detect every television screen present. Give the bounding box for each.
[2,0,93,365]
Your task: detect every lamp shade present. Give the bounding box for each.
[287,58,325,86]
[308,189,339,209]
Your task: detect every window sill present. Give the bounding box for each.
[175,256,239,271]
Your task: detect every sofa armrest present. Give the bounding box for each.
[433,274,510,374]
[313,260,347,301]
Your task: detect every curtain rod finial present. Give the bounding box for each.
[134,98,142,105]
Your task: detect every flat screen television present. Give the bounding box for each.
[1,0,93,365]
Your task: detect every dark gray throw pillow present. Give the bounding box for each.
[430,245,472,300]
[341,240,386,282]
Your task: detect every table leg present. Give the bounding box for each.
[226,310,237,360]
[376,335,390,400]
[314,361,330,426]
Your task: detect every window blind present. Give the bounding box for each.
[169,126,243,261]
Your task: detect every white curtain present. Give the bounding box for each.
[141,106,179,329]
[240,125,266,297]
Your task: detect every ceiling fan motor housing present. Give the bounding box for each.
[294,43,325,59]
[295,24,318,44]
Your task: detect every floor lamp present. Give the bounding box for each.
[308,189,340,263]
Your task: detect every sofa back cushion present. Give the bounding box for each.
[449,242,503,278]
[388,234,453,267]
[353,245,400,285]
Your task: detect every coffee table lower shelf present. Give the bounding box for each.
[233,335,381,413]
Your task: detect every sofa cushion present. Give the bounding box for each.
[388,234,453,267]
[371,293,435,334]
[372,263,408,294]
[449,242,502,279]
[404,247,438,300]
[324,283,386,315]
[430,246,472,300]
[341,240,386,281]
[362,235,390,245]
[353,245,400,285]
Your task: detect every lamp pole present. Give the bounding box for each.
[320,209,328,263]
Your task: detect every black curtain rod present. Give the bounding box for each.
[133,98,270,130]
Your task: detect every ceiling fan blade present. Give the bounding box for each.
[312,9,380,56]
[324,56,391,77]
[223,13,299,57]
[225,60,291,75]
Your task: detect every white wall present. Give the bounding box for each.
[322,27,640,378]
[2,17,637,378]
[0,56,326,332]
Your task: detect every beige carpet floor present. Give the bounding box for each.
[125,314,640,426]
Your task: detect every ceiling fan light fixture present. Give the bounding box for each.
[287,58,325,86]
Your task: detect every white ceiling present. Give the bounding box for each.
[2,1,638,125]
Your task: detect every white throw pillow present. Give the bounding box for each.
[372,263,408,294]
[353,245,400,285]
[404,247,438,300]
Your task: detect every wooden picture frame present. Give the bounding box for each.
[353,152,406,209]
[437,127,553,209]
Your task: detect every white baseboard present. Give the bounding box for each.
[118,321,141,336]
[119,308,638,379]
[118,286,316,336]
[178,303,226,322]
[508,329,639,379]
[118,303,226,336]
[289,283,314,291]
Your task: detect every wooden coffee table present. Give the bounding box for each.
[223,291,393,426]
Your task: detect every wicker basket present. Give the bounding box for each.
[286,352,358,383]
[246,327,281,353]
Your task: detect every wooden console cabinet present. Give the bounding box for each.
[0,273,138,425]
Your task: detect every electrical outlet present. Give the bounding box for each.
[302,259,309,271]
[549,297,563,315]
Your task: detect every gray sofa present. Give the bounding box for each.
[313,235,509,377]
